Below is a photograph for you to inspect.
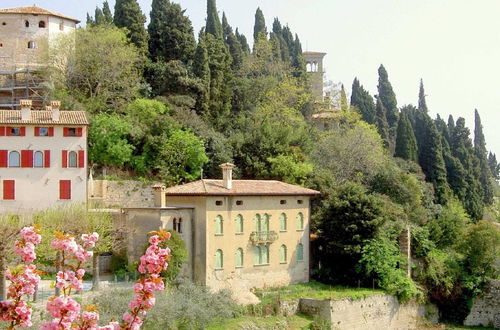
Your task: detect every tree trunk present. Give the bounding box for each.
[0,256,6,300]
[55,251,61,296]
[92,254,100,291]
[32,284,38,302]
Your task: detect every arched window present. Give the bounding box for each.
[297,243,304,261]
[39,21,46,28]
[215,215,223,235]
[263,214,270,232]
[235,248,243,268]
[235,214,243,234]
[25,20,29,28]
[178,218,183,233]
[254,214,261,232]
[280,245,287,264]
[279,213,287,231]
[215,249,223,269]
[253,245,270,265]
[297,212,304,230]
[8,151,20,167]
[33,151,44,168]
[173,218,178,232]
[27,41,36,49]
[68,151,77,168]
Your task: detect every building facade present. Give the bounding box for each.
[0,6,79,109]
[0,100,88,213]
[122,164,320,293]
[303,51,327,102]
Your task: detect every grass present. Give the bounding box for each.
[206,314,314,330]
[256,281,384,305]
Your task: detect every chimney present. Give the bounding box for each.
[220,163,235,190]
[20,99,32,121]
[51,100,61,121]
[153,184,167,207]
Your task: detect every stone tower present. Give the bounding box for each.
[303,51,327,102]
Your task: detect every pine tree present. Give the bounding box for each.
[474,109,494,204]
[271,18,289,62]
[193,30,210,115]
[375,98,390,149]
[350,78,376,124]
[291,34,306,79]
[488,152,500,180]
[114,0,148,52]
[253,7,267,41]
[340,84,349,111]
[86,13,94,26]
[377,65,399,130]
[235,28,250,55]
[418,79,428,113]
[222,13,243,71]
[206,0,223,39]
[394,110,418,162]
[94,7,105,25]
[102,1,113,24]
[148,0,196,63]
[282,25,295,55]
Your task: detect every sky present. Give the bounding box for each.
[4,0,499,156]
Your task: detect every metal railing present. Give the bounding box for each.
[250,231,278,245]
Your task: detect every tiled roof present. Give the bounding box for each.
[164,179,320,196]
[0,6,80,23]
[303,51,327,55]
[0,110,88,125]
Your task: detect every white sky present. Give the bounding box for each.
[4,0,499,155]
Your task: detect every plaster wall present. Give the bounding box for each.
[0,125,87,213]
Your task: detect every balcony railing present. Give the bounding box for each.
[250,231,278,245]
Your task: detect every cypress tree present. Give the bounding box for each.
[102,1,113,24]
[193,30,210,115]
[206,0,223,39]
[114,0,148,52]
[350,78,376,124]
[235,28,250,55]
[375,98,390,149]
[272,18,289,62]
[86,13,94,26]
[148,0,196,63]
[253,7,267,41]
[269,32,282,61]
[394,110,418,162]
[377,65,399,130]
[291,34,306,79]
[94,7,105,26]
[222,13,243,71]
[474,109,494,204]
[340,84,349,111]
[418,79,428,113]
[282,25,295,57]
[488,152,499,180]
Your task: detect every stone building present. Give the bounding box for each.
[0,6,79,109]
[122,163,320,293]
[303,51,327,102]
[0,100,88,213]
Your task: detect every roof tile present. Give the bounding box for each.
[0,6,80,22]
[0,110,88,125]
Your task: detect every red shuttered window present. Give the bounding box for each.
[78,150,85,168]
[0,127,5,136]
[63,127,82,137]
[3,180,15,200]
[49,127,54,136]
[44,150,50,168]
[20,127,25,136]
[59,180,71,200]
[62,150,68,168]
[0,150,7,167]
[21,150,33,168]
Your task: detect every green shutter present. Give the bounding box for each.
[215,249,223,269]
[236,248,243,267]
[297,243,303,261]
[264,214,270,232]
[215,215,223,234]
[236,214,243,233]
[280,245,287,263]
[262,245,269,264]
[280,213,287,231]
[254,246,260,265]
[297,213,304,230]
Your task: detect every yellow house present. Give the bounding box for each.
[159,163,320,291]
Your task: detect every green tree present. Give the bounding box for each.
[266,154,313,185]
[291,34,306,79]
[394,110,418,162]
[427,198,470,249]
[102,1,113,24]
[377,65,399,132]
[193,30,210,115]
[340,84,349,111]
[94,7,105,26]
[375,98,390,149]
[418,79,428,113]
[474,109,494,204]
[488,152,499,180]
[205,0,223,39]
[88,113,134,168]
[86,13,94,26]
[350,78,376,124]
[114,0,148,53]
[222,13,243,71]
[235,28,250,55]
[253,7,267,41]
[148,0,196,64]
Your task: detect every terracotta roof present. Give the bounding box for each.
[164,179,320,196]
[0,6,80,23]
[0,110,88,125]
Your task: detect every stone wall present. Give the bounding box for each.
[89,180,157,208]
[464,279,500,328]
[299,294,438,330]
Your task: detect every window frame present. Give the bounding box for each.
[215,215,223,235]
[8,151,20,167]
[10,127,21,136]
[235,214,243,234]
[215,249,223,270]
[68,151,78,168]
[27,41,36,49]
[296,212,304,231]
[33,151,44,168]
[297,243,304,261]
[38,21,46,28]
[235,248,243,268]
[279,213,287,232]
[253,245,270,266]
[280,245,287,264]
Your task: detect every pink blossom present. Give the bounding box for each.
[19,226,42,245]
[99,321,121,330]
[81,232,99,249]
[148,235,161,246]
[45,296,81,321]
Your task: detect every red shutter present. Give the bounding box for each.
[44,150,50,168]
[63,128,69,137]
[78,150,85,168]
[0,150,7,167]
[21,150,33,168]
[48,127,54,137]
[62,150,67,168]
[20,127,25,136]
[59,180,71,200]
[3,180,15,200]
[6,127,11,136]
[0,127,5,136]
[77,127,83,137]
[34,127,39,136]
